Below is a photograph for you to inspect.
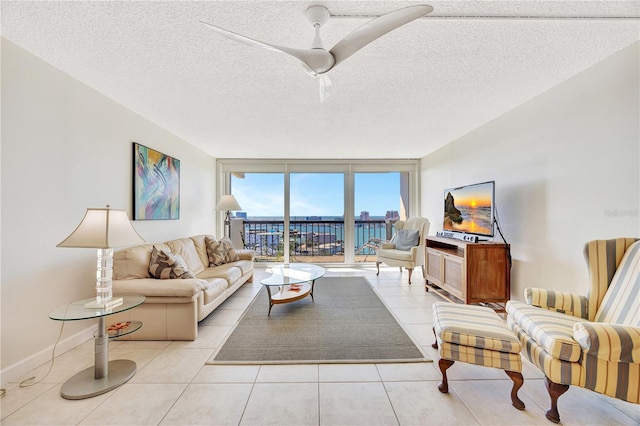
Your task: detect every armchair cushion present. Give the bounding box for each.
[593,241,640,326]
[524,288,588,319]
[573,322,640,363]
[584,238,638,321]
[506,300,583,362]
[376,248,415,262]
[395,229,420,251]
[434,302,521,353]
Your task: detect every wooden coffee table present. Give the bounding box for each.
[260,263,325,316]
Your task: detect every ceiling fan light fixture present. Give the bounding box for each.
[317,74,332,103]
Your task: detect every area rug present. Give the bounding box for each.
[207,276,430,364]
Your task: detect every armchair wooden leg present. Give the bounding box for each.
[407,268,413,284]
[376,262,380,276]
[544,377,569,424]
[505,371,525,410]
[437,358,454,393]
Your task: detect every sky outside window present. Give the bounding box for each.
[231,172,400,218]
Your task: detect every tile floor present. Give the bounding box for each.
[1,267,638,425]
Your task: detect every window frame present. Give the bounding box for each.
[217,159,421,265]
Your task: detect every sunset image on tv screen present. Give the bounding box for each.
[444,181,494,236]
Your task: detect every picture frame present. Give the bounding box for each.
[133,142,180,220]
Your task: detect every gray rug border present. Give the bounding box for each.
[206,275,432,365]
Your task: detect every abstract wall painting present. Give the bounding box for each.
[133,143,180,220]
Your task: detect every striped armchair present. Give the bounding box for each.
[506,238,640,423]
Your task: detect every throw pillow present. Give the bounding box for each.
[395,229,420,251]
[148,246,196,279]
[205,236,239,266]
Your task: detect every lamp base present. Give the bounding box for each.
[84,297,123,309]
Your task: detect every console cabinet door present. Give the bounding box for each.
[425,248,443,286]
[442,254,465,300]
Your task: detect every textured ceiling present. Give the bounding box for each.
[2,1,639,159]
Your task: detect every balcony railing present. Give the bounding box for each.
[239,219,395,263]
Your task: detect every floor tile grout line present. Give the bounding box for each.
[380,380,402,426]
[4,267,637,425]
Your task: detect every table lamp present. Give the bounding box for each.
[215,194,242,237]
[57,206,146,309]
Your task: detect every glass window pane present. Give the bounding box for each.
[354,172,403,261]
[231,173,284,262]
[290,173,344,263]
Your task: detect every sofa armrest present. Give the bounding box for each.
[524,288,588,319]
[236,249,255,261]
[380,242,395,250]
[573,322,640,362]
[113,278,209,298]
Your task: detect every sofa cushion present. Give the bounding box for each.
[506,300,583,362]
[593,241,640,326]
[197,264,242,286]
[202,278,228,305]
[165,238,206,275]
[149,246,196,280]
[231,259,254,275]
[114,243,171,280]
[114,277,208,297]
[190,234,212,268]
[205,236,239,266]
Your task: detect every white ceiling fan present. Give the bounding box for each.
[200,4,433,102]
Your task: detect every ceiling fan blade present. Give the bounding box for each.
[329,4,433,67]
[200,20,335,74]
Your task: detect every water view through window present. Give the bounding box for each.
[230,172,404,264]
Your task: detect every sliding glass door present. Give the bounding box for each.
[219,160,418,265]
[354,172,403,262]
[290,173,344,263]
[230,173,284,262]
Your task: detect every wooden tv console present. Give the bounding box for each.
[425,236,511,310]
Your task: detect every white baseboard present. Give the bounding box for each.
[0,324,96,388]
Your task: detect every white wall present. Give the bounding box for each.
[1,39,217,384]
[421,42,639,301]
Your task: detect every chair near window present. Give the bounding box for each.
[356,238,386,262]
[376,217,430,284]
[240,231,259,252]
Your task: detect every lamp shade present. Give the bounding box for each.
[215,194,242,212]
[57,208,145,249]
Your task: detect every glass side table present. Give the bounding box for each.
[49,295,145,399]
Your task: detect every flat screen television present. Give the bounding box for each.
[443,180,495,238]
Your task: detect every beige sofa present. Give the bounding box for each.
[108,234,254,340]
